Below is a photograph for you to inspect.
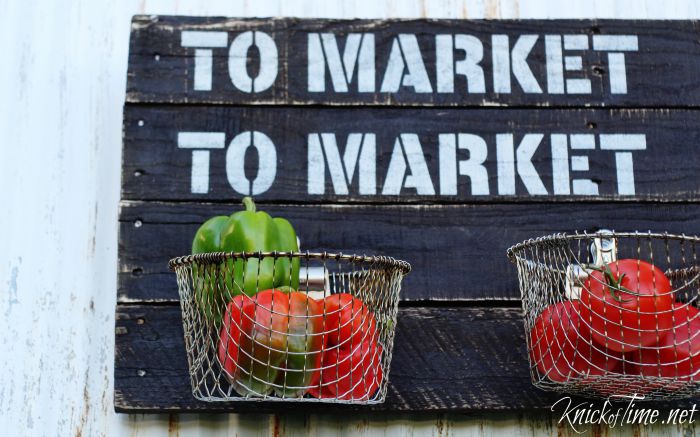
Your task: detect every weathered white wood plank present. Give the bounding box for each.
[0,0,139,434]
[4,0,700,436]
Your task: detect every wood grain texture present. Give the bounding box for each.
[127,17,700,107]
[4,0,700,435]
[0,0,700,437]
[115,304,700,413]
[114,304,560,412]
[118,201,700,302]
[122,105,700,202]
[117,12,700,418]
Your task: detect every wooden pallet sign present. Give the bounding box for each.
[116,17,700,413]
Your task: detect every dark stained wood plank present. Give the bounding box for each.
[117,201,700,303]
[118,15,700,415]
[114,304,700,412]
[114,304,559,412]
[121,105,700,203]
[127,17,700,107]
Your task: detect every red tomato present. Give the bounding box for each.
[309,294,383,400]
[530,300,622,383]
[321,293,377,350]
[217,290,325,396]
[309,328,383,400]
[579,259,673,353]
[217,295,248,371]
[630,304,700,381]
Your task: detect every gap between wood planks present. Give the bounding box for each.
[123,95,700,110]
[114,299,524,308]
[118,199,700,212]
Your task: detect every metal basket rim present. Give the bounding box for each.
[169,251,412,275]
[506,230,700,263]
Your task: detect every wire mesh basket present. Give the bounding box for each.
[168,251,411,404]
[507,230,700,400]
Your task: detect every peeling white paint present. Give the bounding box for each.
[2,0,700,436]
[5,258,21,318]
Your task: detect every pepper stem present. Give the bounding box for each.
[242,196,256,212]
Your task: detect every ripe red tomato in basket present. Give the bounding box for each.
[217,290,325,397]
[321,293,377,350]
[630,304,700,382]
[309,334,383,400]
[309,293,383,400]
[530,300,622,383]
[579,259,674,353]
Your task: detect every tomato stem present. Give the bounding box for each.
[589,264,633,303]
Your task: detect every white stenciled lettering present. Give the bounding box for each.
[182,30,640,97]
[382,134,435,195]
[178,129,647,198]
[181,30,278,92]
[228,31,278,92]
[545,35,564,94]
[439,133,489,195]
[307,133,376,195]
[180,31,228,91]
[563,35,592,94]
[226,131,277,195]
[550,134,569,194]
[436,35,485,93]
[308,33,375,92]
[497,133,548,195]
[569,134,598,195]
[177,132,227,193]
[599,134,646,195]
[593,35,638,94]
[380,35,433,93]
[492,35,543,94]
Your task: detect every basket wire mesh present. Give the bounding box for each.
[507,231,700,400]
[169,251,410,404]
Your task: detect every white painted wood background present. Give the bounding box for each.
[3,0,700,435]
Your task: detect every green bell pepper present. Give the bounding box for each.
[191,197,300,325]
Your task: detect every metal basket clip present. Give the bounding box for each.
[301,266,330,299]
[296,237,330,298]
[565,230,618,299]
[590,229,618,266]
